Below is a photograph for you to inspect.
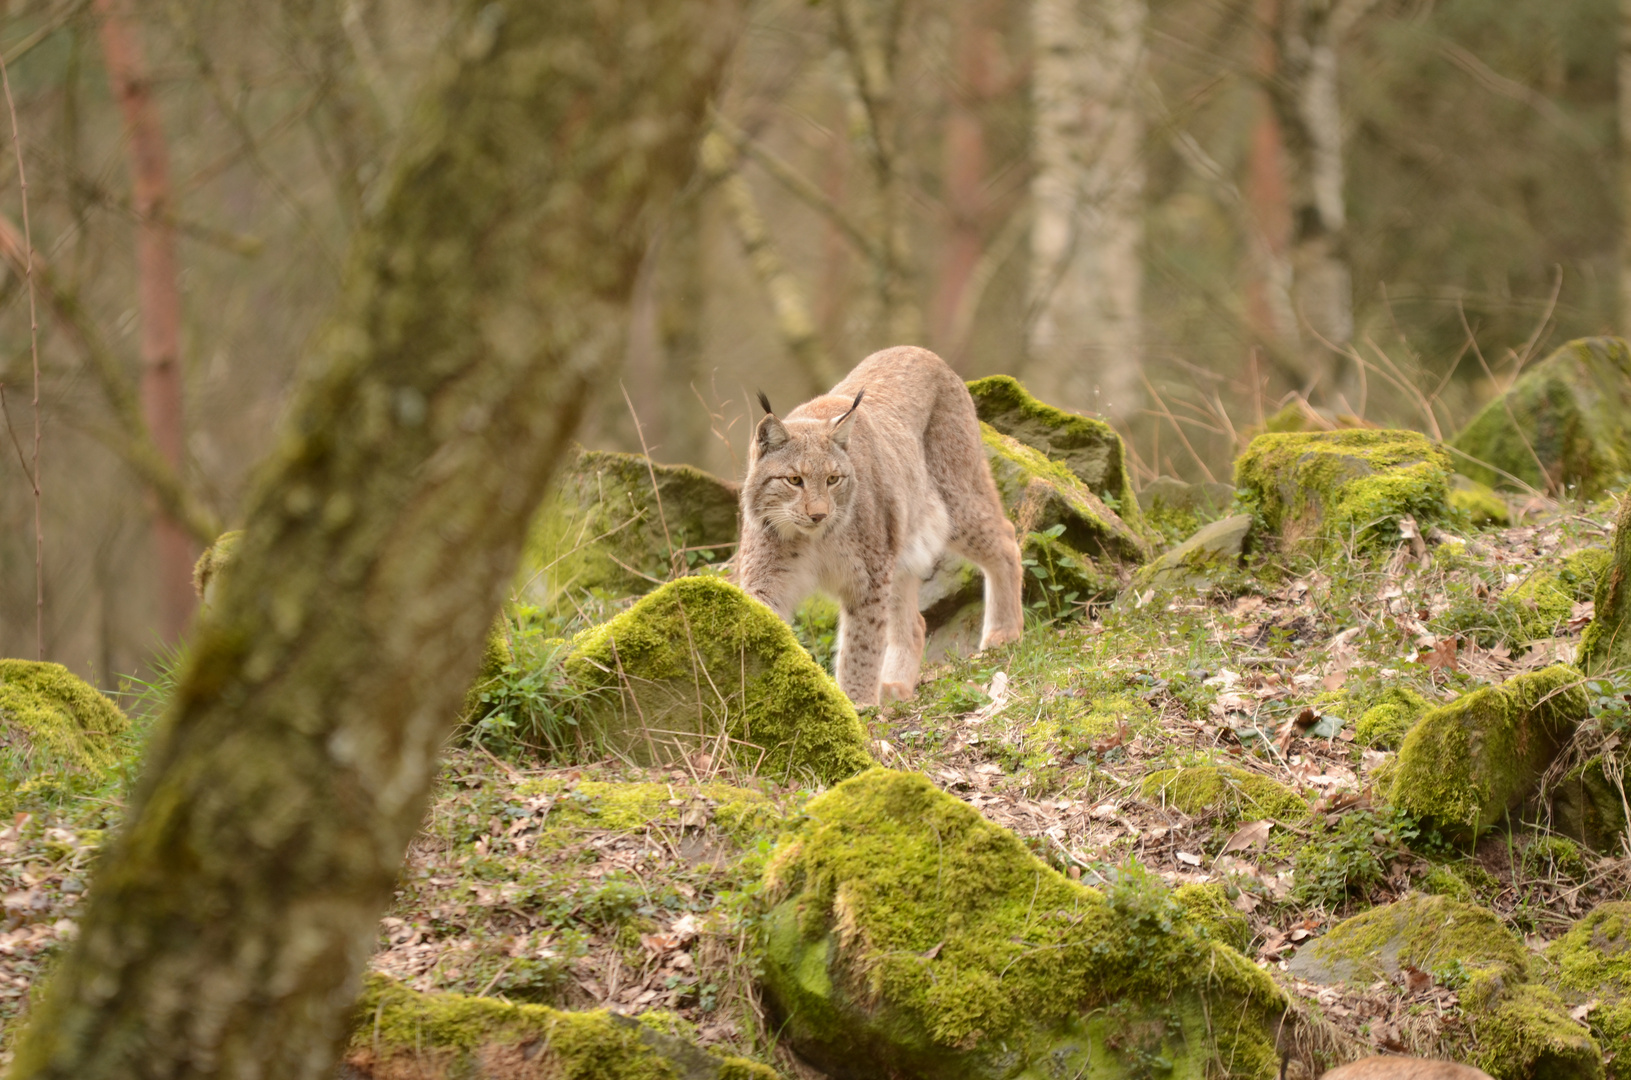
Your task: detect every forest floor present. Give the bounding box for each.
[0,497,1626,1074]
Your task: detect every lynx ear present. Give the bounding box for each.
[830,390,864,449]
[756,390,774,415]
[755,412,790,454]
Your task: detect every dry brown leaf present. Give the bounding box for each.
[1221,819,1273,855]
[1402,964,1432,995]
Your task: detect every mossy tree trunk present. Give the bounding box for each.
[9,2,739,1077]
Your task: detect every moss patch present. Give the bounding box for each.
[1451,336,1631,499]
[1233,429,1452,553]
[1451,475,1511,526]
[1582,494,1631,678]
[1139,764,1307,821]
[1354,686,1431,750]
[457,623,515,728]
[1388,665,1588,838]
[563,576,873,784]
[1546,902,1631,1069]
[1471,982,1603,1080]
[346,973,776,1079]
[759,768,1287,1079]
[0,661,130,807]
[522,448,739,613]
[191,529,243,605]
[1551,756,1628,852]
[1172,882,1250,952]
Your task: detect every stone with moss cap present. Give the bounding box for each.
[1128,514,1252,594]
[522,448,739,613]
[1551,756,1628,852]
[345,973,776,1079]
[1450,337,1631,499]
[759,768,1295,1080]
[1233,429,1452,553]
[1388,665,1588,838]
[1581,494,1631,678]
[982,425,1152,565]
[1139,763,1307,821]
[1289,895,1601,1079]
[1545,903,1631,1067]
[562,576,872,785]
[966,375,1148,534]
[191,530,243,607]
[0,661,129,807]
[1353,686,1431,750]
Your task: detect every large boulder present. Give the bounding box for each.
[0,660,130,805]
[1387,665,1589,839]
[966,375,1147,536]
[1289,896,1601,1080]
[1451,337,1631,499]
[758,768,1294,1080]
[1546,903,1631,1067]
[563,576,873,784]
[344,974,775,1079]
[523,448,739,612]
[1233,430,1452,553]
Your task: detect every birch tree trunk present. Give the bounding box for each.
[1028,0,1146,423]
[96,0,196,642]
[8,2,738,1077]
[1270,0,1365,403]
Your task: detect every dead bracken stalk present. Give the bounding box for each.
[1,48,42,659]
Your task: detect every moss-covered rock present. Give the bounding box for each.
[1172,882,1251,952]
[1451,475,1511,526]
[1388,665,1588,838]
[345,974,776,1079]
[1128,514,1253,594]
[0,661,129,805]
[1551,756,1628,852]
[192,530,243,607]
[966,375,1148,535]
[1581,494,1631,678]
[1354,686,1432,750]
[457,624,515,729]
[1139,763,1307,821]
[1471,983,1603,1080]
[982,425,1152,566]
[562,576,872,784]
[1545,903,1631,1068]
[522,448,739,613]
[1450,337,1631,498]
[1493,549,1609,646]
[758,768,1291,1080]
[1233,429,1453,553]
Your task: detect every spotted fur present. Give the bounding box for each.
[735,346,1024,706]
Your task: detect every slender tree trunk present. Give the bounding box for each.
[1028,0,1146,422]
[1620,0,1631,329]
[1246,0,1298,362]
[95,0,194,642]
[1270,0,1357,403]
[832,0,920,347]
[9,2,739,1077]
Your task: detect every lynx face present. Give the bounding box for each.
[744,418,856,540]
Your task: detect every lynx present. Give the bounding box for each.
[735,346,1024,706]
[1315,1058,1493,1080]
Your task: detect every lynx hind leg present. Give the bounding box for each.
[835,592,889,707]
[950,511,1024,650]
[880,572,926,701]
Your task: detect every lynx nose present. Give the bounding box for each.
[809,512,827,523]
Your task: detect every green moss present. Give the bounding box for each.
[0,661,130,807]
[1450,475,1511,526]
[518,778,776,839]
[349,973,776,1078]
[522,448,739,613]
[191,530,243,604]
[1055,692,1154,755]
[1419,865,1475,902]
[1471,983,1603,1080]
[1552,756,1628,852]
[1232,429,1452,553]
[1388,665,1588,838]
[1354,686,1431,750]
[965,375,1150,539]
[1546,902,1631,1067]
[1583,495,1631,678]
[1451,336,1631,499]
[981,424,1152,565]
[759,768,1286,1079]
[563,576,873,784]
[1020,530,1118,610]
[1524,835,1587,879]
[1139,764,1308,821]
[1172,882,1250,952]
[458,622,515,727]
[1288,894,1526,1007]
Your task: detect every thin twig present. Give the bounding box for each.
[2,48,43,659]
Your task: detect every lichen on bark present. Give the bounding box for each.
[8,2,741,1077]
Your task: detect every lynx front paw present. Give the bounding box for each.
[880,680,916,702]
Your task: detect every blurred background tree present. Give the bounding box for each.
[0,0,1621,680]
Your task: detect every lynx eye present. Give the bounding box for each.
[786,476,803,487]
[827,475,840,486]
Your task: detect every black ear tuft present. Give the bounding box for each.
[836,389,864,425]
[756,390,774,416]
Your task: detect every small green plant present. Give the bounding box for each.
[1293,808,1421,908]
[465,624,601,758]
[1585,671,1631,736]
